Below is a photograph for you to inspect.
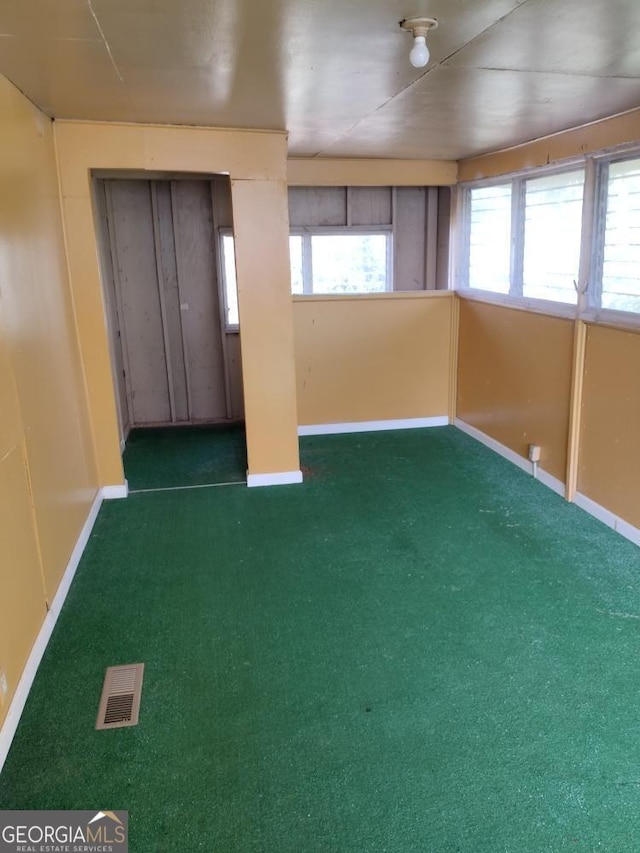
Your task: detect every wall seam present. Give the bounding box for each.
[52,121,101,488]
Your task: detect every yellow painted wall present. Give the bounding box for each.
[0,77,97,726]
[0,304,45,730]
[232,179,300,473]
[578,324,640,528]
[458,107,640,181]
[54,120,300,481]
[293,293,454,425]
[456,299,575,482]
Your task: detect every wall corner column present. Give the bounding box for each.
[231,178,301,482]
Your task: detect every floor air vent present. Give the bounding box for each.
[96,663,144,730]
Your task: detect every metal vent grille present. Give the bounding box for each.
[96,663,144,730]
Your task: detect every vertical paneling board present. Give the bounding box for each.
[109,180,171,424]
[349,187,392,225]
[226,334,245,419]
[289,187,347,226]
[154,181,189,422]
[436,187,451,290]
[94,181,130,439]
[394,187,427,291]
[172,180,226,421]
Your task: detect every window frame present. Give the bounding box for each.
[456,148,640,328]
[458,162,586,306]
[218,228,240,332]
[587,152,640,322]
[290,225,394,297]
[218,226,395,326]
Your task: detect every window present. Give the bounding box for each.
[461,168,584,307]
[522,169,583,304]
[600,157,640,314]
[219,229,392,323]
[468,184,511,293]
[295,231,391,295]
[220,233,239,329]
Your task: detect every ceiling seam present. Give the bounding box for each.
[86,0,124,84]
[435,0,538,68]
[86,0,139,121]
[452,66,640,81]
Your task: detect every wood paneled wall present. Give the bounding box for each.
[0,78,97,728]
[293,293,454,426]
[288,186,449,291]
[457,299,575,483]
[579,324,640,529]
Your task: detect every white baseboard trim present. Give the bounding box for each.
[247,470,304,488]
[454,418,565,497]
[298,416,449,436]
[102,481,128,499]
[574,492,640,547]
[0,487,104,775]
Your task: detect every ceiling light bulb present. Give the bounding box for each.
[400,17,438,68]
[409,34,429,68]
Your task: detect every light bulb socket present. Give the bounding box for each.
[399,16,438,38]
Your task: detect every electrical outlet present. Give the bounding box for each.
[528,444,541,463]
[0,669,7,708]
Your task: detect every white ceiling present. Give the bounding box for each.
[1,0,640,160]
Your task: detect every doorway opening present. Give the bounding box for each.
[93,173,246,491]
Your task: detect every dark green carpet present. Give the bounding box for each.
[2,427,640,852]
[123,423,247,491]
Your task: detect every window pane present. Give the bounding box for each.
[602,158,640,313]
[522,169,583,304]
[468,185,511,293]
[289,235,304,294]
[310,234,388,294]
[221,235,239,327]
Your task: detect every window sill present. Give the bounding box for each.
[456,289,640,333]
[455,288,578,320]
[292,290,453,303]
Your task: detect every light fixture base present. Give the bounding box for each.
[399,16,438,39]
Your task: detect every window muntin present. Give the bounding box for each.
[468,184,511,293]
[522,169,584,305]
[601,157,640,314]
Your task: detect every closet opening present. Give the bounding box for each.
[93,172,246,491]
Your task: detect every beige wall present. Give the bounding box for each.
[458,107,640,181]
[457,299,575,483]
[0,78,97,727]
[578,324,640,528]
[54,121,300,481]
[294,293,454,426]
